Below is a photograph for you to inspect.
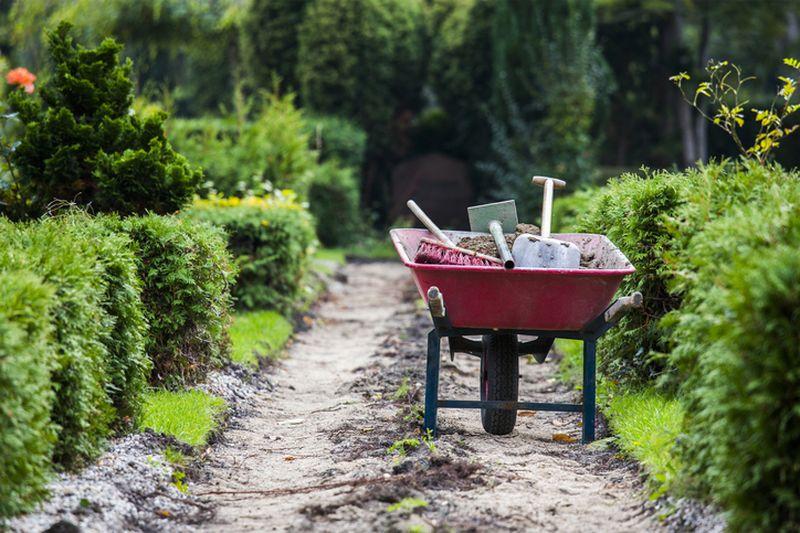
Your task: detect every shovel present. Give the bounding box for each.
[467,199,518,269]
[512,176,581,269]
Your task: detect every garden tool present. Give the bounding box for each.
[407,200,502,267]
[467,199,518,269]
[512,176,581,269]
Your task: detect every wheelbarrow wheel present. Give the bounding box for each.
[480,333,519,435]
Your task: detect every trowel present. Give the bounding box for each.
[512,176,581,269]
[467,199,517,269]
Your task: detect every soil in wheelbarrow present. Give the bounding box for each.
[194,262,660,532]
[457,223,603,268]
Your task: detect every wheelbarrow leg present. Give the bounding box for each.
[423,329,441,436]
[582,339,597,444]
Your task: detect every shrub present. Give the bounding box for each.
[183,193,316,312]
[76,215,149,425]
[575,169,689,386]
[671,179,800,531]
[168,91,316,197]
[575,161,788,387]
[308,162,362,247]
[304,114,367,171]
[0,271,56,517]
[6,23,200,218]
[551,186,599,231]
[119,215,236,387]
[0,217,112,469]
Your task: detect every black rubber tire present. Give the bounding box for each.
[480,333,519,435]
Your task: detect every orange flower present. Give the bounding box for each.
[6,67,36,94]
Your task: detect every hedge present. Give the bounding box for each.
[118,215,236,387]
[0,211,237,516]
[304,114,367,171]
[0,271,56,516]
[0,217,113,469]
[183,194,316,313]
[572,161,800,530]
[670,179,800,532]
[574,161,790,387]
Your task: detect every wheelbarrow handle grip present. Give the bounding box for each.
[427,286,446,318]
[604,292,643,324]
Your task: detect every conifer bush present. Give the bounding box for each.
[0,217,112,469]
[183,194,315,312]
[6,23,200,218]
[671,179,800,532]
[119,215,236,386]
[0,271,56,517]
[76,215,150,425]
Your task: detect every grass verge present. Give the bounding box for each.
[553,339,684,497]
[139,389,226,447]
[230,310,293,367]
[605,390,684,497]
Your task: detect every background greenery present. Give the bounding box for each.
[2,0,800,529]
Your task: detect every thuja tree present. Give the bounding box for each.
[6,23,200,218]
[480,0,607,215]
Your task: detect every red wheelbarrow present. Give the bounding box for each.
[390,228,641,443]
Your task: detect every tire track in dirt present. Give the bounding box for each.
[196,262,658,532]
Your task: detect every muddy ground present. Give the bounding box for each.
[195,262,659,532]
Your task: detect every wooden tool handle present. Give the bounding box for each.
[407,200,456,247]
[532,176,567,189]
[531,176,567,238]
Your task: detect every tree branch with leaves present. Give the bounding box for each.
[670,58,800,164]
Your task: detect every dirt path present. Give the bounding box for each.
[196,262,658,532]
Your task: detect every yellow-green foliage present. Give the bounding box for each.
[183,193,316,312]
[139,390,226,447]
[230,311,293,367]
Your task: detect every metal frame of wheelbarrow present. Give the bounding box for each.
[422,286,642,444]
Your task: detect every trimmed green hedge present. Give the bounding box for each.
[0,217,113,469]
[0,210,237,516]
[0,271,56,516]
[574,161,800,530]
[183,194,316,313]
[671,180,800,532]
[118,215,236,387]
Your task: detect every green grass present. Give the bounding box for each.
[553,340,684,497]
[346,238,396,260]
[139,389,226,447]
[230,310,293,367]
[605,389,684,497]
[554,339,583,385]
[314,247,347,265]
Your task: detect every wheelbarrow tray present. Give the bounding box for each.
[390,228,635,331]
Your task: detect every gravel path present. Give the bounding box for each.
[195,262,659,532]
